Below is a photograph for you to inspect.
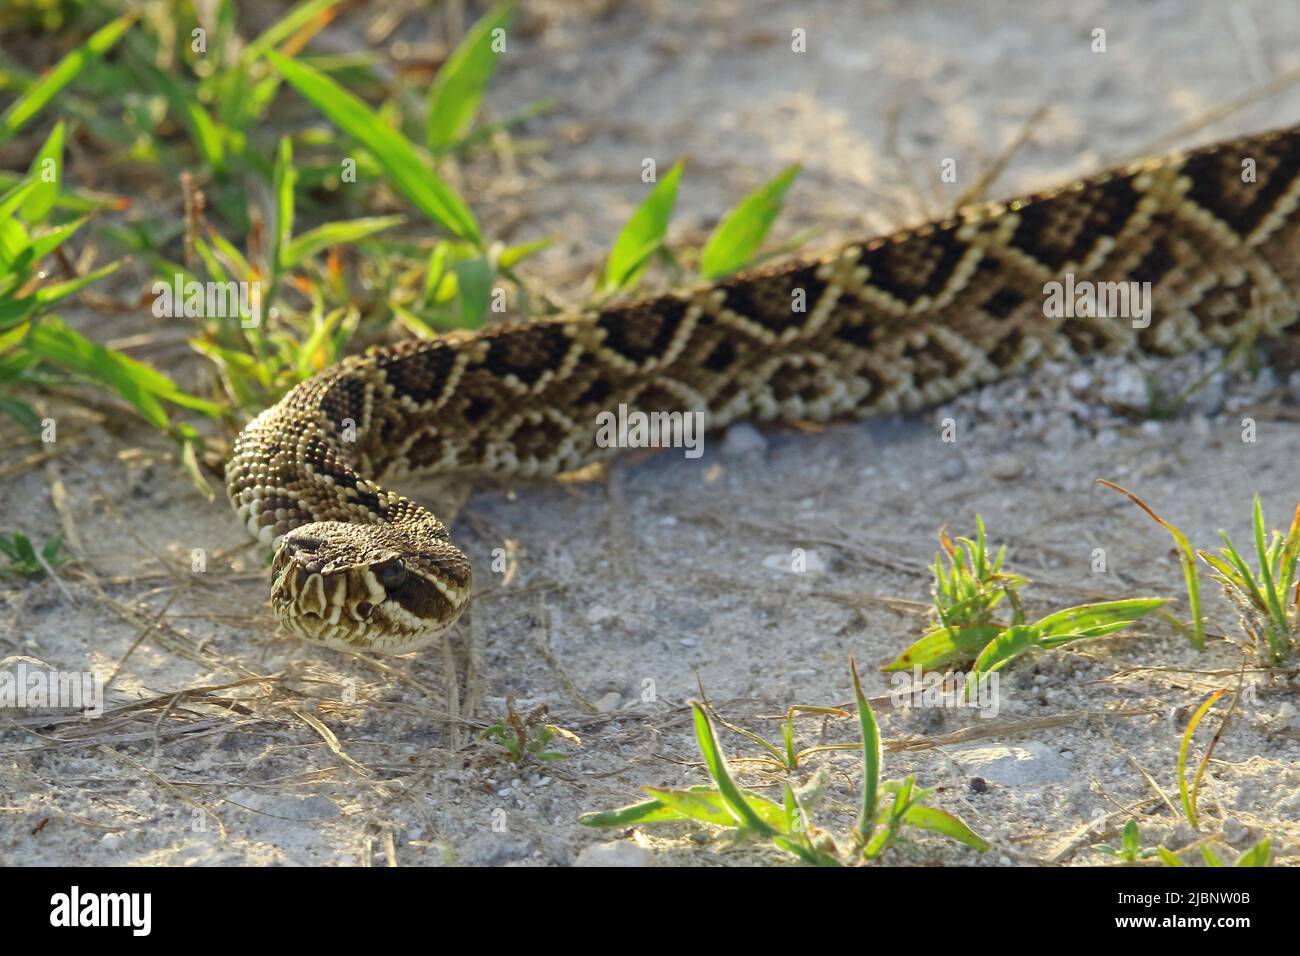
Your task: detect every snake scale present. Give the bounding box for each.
[228,122,1300,653]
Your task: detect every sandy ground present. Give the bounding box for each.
[4,0,1300,866]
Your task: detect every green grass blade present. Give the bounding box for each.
[900,804,990,852]
[1251,497,1289,642]
[1212,533,1271,616]
[1098,479,1204,650]
[498,236,552,268]
[20,121,63,221]
[0,297,40,331]
[699,164,799,279]
[577,797,689,827]
[28,317,222,421]
[602,162,683,292]
[1177,689,1225,829]
[0,15,135,144]
[27,218,86,260]
[176,427,214,501]
[243,0,345,64]
[271,136,296,278]
[1156,846,1186,867]
[850,657,882,844]
[771,834,840,866]
[282,215,404,268]
[1122,819,1140,856]
[293,307,350,379]
[881,623,1002,672]
[267,50,481,244]
[646,785,789,830]
[639,787,735,826]
[0,218,32,272]
[0,180,39,223]
[1199,549,1251,594]
[0,171,122,214]
[27,320,166,429]
[426,2,516,152]
[970,623,1038,679]
[30,261,119,308]
[1234,838,1271,867]
[0,395,42,433]
[689,701,777,835]
[453,256,495,329]
[1032,598,1168,643]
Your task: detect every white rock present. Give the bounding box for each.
[721,423,768,457]
[801,550,828,573]
[593,691,622,713]
[586,605,614,624]
[1100,365,1149,412]
[574,841,650,867]
[762,550,827,574]
[949,741,1070,787]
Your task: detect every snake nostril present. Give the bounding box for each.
[356,602,374,619]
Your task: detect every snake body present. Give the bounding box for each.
[228,123,1300,653]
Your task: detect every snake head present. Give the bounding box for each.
[269,521,472,653]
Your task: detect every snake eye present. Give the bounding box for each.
[356,602,374,620]
[375,559,408,591]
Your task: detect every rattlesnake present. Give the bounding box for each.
[227,122,1300,653]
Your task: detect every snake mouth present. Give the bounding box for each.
[269,534,472,653]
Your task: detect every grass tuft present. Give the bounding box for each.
[580,661,989,866]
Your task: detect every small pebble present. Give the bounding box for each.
[987,453,1025,480]
[720,422,768,457]
[1100,365,1149,412]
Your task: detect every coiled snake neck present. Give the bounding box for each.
[228,122,1300,652]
